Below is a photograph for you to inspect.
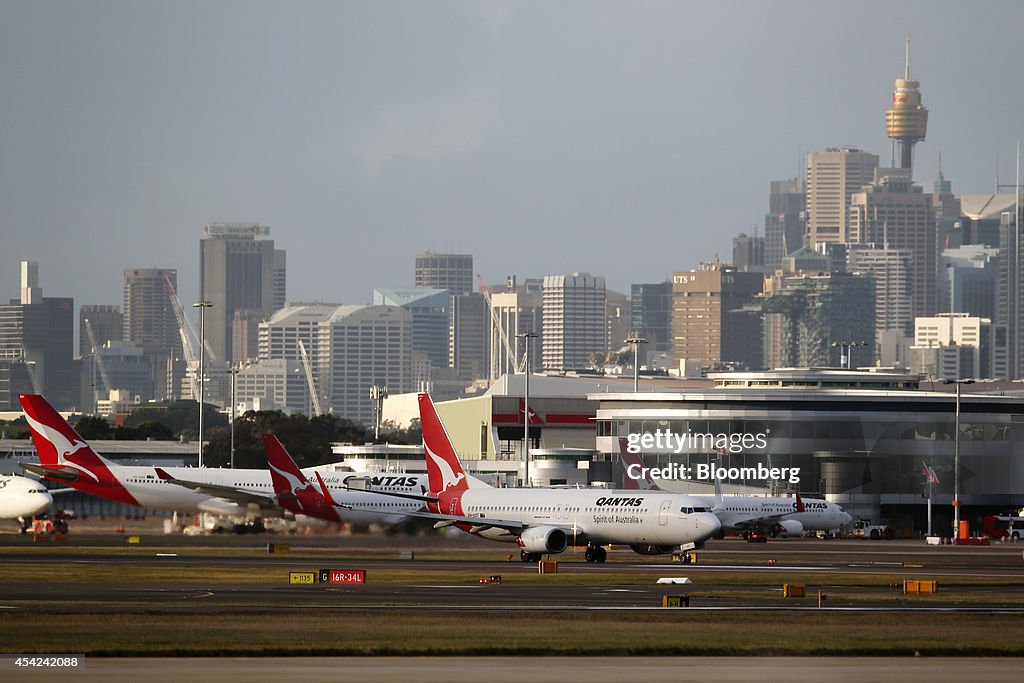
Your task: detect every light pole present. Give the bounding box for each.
[624,332,648,392]
[517,331,537,487]
[192,301,212,468]
[229,366,239,469]
[369,385,388,440]
[946,378,974,540]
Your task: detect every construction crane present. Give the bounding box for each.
[20,345,42,395]
[164,275,200,401]
[84,318,112,409]
[477,274,519,381]
[297,339,323,417]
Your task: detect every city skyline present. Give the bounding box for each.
[2,2,1024,318]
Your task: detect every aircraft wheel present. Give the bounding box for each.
[520,550,532,562]
[584,547,597,563]
[596,547,607,563]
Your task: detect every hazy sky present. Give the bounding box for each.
[3,1,1024,323]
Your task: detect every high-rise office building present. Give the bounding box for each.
[761,271,876,369]
[415,252,473,295]
[671,263,763,372]
[273,249,287,311]
[806,148,879,249]
[846,245,914,338]
[200,223,280,364]
[123,268,183,402]
[941,244,998,321]
[765,178,806,270]
[630,281,672,353]
[910,313,992,380]
[450,292,489,381]
[373,288,451,370]
[259,303,411,423]
[0,262,74,409]
[732,234,766,273]
[542,273,607,371]
[320,305,412,424]
[848,175,937,323]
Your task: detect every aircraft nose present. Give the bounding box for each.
[698,512,721,540]
[841,512,853,526]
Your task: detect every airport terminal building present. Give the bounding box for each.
[593,369,1024,532]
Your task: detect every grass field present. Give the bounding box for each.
[1,610,1021,657]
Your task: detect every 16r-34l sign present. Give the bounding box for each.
[319,569,366,584]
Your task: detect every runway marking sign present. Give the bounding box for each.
[289,571,316,585]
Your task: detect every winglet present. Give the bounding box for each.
[155,467,173,482]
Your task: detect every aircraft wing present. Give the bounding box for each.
[154,468,282,513]
[729,512,790,530]
[20,462,80,483]
[395,508,529,533]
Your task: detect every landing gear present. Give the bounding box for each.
[584,545,607,563]
[520,550,542,563]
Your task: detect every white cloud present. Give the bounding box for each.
[350,86,503,177]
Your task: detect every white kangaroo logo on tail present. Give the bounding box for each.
[268,461,313,496]
[23,412,99,483]
[425,443,465,492]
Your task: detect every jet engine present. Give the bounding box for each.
[777,519,804,536]
[629,544,676,556]
[517,526,568,554]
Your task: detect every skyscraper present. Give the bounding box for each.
[123,268,183,402]
[764,178,805,270]
[200,223,280,364]
[848,175,937,322]
[542,273,606,371]
[415,252,473,295]
[630,281,672,353]
[0,262,74,409]
[806,148,879,249]
[671,263,763,371]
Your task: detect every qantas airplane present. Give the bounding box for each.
[619,441,853,537]
[273,393,721,562]
[0,473,52,522]
[18,393,427,527]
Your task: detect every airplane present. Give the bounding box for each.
[262,433,427,527]
[18,393,428,528]
[0,473,53,523]
[297,393,719,563]
[619,440,853,538]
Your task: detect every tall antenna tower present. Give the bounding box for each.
[885,37,928,172]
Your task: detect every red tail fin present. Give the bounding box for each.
[418,392,468,494]
[618,437,661,491]
[795,491,805,513]
[262,434,339,523]
[18,394,137,504]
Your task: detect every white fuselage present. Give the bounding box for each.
[0,474,52,519]
[448,488,721,547]
[695,495,853,533]
[79,464,427,523]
